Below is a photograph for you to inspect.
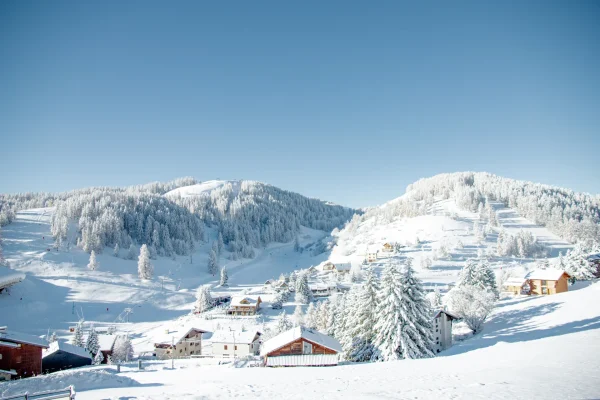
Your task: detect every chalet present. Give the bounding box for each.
[273,281,289,292]
[264,279,274,286]
[366,247,378,263]
[525,269,571,295]
[502,277,529,295]
[382,243,394,252]
[309,283,337,297]
[432,310,459,353]
[0,267,25,293]
[0,327,48,379]
[211,330,261,357]
[154,328,208,360]
[321,262,336,271]
[227,296,262,316]
[261,326,342,367]
[42,341,92,373]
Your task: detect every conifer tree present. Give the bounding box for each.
[293,304,304,327]
[93,350,104,365]
[304,302,317,329]
[113,243,120,257]
[217,232,224,255]
[112,335,133,363]
[373,261,434,361]
[72,319,85,347]
[276,311,293,333]
[49,331,57,343]
[565,243,596,282]
[195,285,213,313]
[271,291,284,309]
[346,266,379,361]
[207,249,218,276]
[127,244,137,260]
[294,271,313,304]
[86,326,100,356]
[137,244,153,279]
[88,250,99,271]
[219,266,229,286]
[294,235,300,252]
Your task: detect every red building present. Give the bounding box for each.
[0,327,49,380]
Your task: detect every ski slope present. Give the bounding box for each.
[164,180,242,198]
[2,281,599,399]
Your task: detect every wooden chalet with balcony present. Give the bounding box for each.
[261,326,341,367]
[227,296,262,316]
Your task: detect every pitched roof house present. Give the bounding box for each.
[432,310,459,353]
[502,277,529,295]
[211,330,261,357]
[0,328,48,379]
[42,341,92,373]
[227,296,262,316]
[154,327,208,360]
[525,269,570,295]
[261,327,341,367]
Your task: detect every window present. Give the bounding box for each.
[224,345,228,350]
[15,355,22,363]
[302,341,313,355]
[436,329,438,332]
[541,280,547,286]
[234,346,238,350]
[179,349,182,353]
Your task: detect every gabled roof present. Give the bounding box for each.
[525,268,570,281]
[230,296,261,307]
[503,277,528,286]
[260,326,342,356]
[97,334,119,352]
[432,309,460,320]
[153,327,208,346]
[0,330,48,348]
[309,282,336,291]
[210,330,260,345]
[0,369,17,376]
[43,341,92,360]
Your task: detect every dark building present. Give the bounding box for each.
[42,341,92,373]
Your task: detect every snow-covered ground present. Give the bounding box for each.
[164,180,241,198]
[2,281,599,399]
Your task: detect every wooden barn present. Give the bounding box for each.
[0,327,48,380]
[261,326,341,367]
[42,341,92,373]
[526,269,570,296]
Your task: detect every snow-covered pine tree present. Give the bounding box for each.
[276,310,293,333]
[112,335,133,363]
[49,331,57,343]
[87,250,99,271]
[217,232,224,255]
[476,259,499,298]
[72,319,85,347]
[304,302,317,329]
[127,244,137,260]
[271,291,284,309]
[288,271,297,291]
[0,229,5,266]
[344,266,379,362]
[219,266,229,286]
[350,263,362,282]
[373,261,434,361]
[294,235,300,252]
[86,326,100,356]
[294,271,313,304]
[316,299,330,331]
[107,325,116,335]
[293,304,304,327]
[137,244,153,279]
[113,243,120,257]
[194,285,213,313]
[207,249,218,276]
[565,242,596,282]
[426,287,443,309]
[446,284,495,333]
[93,350,104,365]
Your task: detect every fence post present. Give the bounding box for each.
[70,385,77,399]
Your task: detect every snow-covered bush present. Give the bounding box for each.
[446,285,496,333]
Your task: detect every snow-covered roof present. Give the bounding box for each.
[309,283,336,291]
[433,309,460,320]
[230,296,261,307]
[0,369,17,376]
[367,246,379,253]
[153,327,208,346]
[97,334,118,352]
[210,330,260,345]
[503,277,528,286]
[525,268,570,281]
[0,267,25,289]
[43,341,92,359]
[334,263,351,271]
[0,329,48,348]
[260,327,342,356]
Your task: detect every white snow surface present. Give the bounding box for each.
[525,268,569,281]
[210,330,259,345]
[164,180,241,198]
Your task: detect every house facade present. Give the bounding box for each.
[366,248,378,263]
[321,262,336,271]
[526,269,570,295]
[211,330,261,357]
[261,327,341,367]
[0,328,48,379]
[227,296,262,316]
[432,310,459,353]
[42,341,92,373]
[309,283,337,297]
[382,243,394,252]
[154,328,207,360]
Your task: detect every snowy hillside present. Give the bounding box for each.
[164,180,241,198]
[3,281,599,399]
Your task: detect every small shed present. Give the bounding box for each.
[261,326,341,367]
[211,330,261,357]
[432,309,459,353]
[525,269,571,295]
[42,341,92,373]
[0,328,48,379]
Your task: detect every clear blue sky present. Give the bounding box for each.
[1,1,599,208]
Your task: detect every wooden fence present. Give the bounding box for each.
[1,386,75,400]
